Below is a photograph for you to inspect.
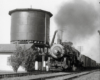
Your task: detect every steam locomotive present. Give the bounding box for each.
[45,30,82,71]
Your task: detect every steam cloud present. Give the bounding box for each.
[55,0,99,42]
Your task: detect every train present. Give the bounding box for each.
[43,30,99,71]
[7,8,100,72]
[47,42,99,71]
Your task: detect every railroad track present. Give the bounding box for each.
[0,69,99,80]
[45,72,89,80]
[0,71,57,79]
[44,70,99,80]
[30,70,98,80]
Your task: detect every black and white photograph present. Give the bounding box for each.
[0,0,100,80]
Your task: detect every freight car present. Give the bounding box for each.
[79,55,96,70]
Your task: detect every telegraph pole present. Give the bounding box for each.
[98,30,100,62]
[79,46,82,59]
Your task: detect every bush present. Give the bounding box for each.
[8,46,24,72]
[8,45,39,72]
[22,48,39,72]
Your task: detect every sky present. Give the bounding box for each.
[54,0,100,63]
[0,0,99,71]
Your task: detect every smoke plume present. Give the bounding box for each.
[55,0,99,42]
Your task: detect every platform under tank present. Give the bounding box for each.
[9,8,52,45]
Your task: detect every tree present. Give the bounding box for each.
[8,46,24,72]
[22,48,39,72]
[8,45,39,72]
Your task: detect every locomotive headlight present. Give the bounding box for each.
[50,44,64,58]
